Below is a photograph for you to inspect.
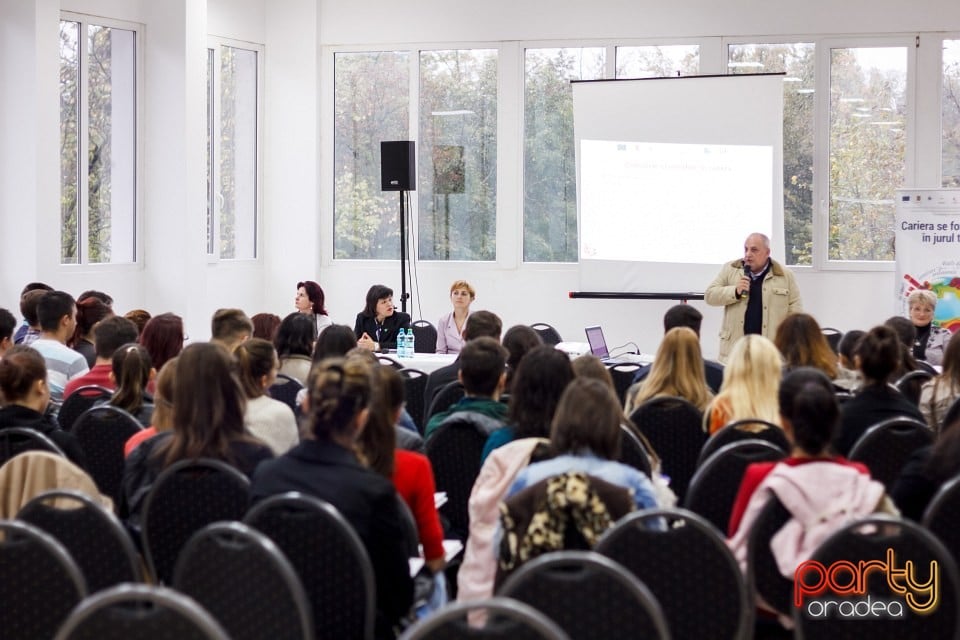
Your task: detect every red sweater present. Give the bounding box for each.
[393,450,444,562]
[727,456,869,537]
[63,363,115,399]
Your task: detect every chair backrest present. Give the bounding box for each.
[58,386,113,431]
[529,323,562,346]
[745,495,795,618]
[794,515,960,639]
[0,519,87,640]
[71,405,143,502]
[426,380,466,421]
[0,426,66,465]
[399,597,571,640]
[395,495,421,558]
[377,354,404,370]
[597,508,752,640]
[821,327,843,354]
[54,583,230,640]
[697,419,790,468]
[629,396,707,503]
[425,416,489,540]
[606,362,642,406]
[848,417,933,490]
[269,373,304,412]
[244,492,375,640]
[173,521,313,640]
[400,368,428,434]
[412,320,438,353]
[617,425,652,477]
[923,473,960,569]
[896,369,935,406]
[141,458,251,584]
[498,550,670,640]
[684,439,786,533]
[17,489,142,593]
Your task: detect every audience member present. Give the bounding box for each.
[69,296,113,367]
[107,343,155,426]
[703,334,782,435]
[65,316,140,399]
[919,334,960,432]
[423,310,502,409]
[631,304,724,393]
[139,313,184,372]
[250,356,413,638]
[31,291,88,404]
[125,356,178,457]
[424,337,509,440]
[892,410,960,521]
[501,324,542,393]
[13,282,53,344]
[312,323,358,362]
[436,279,475,354]
[774,312,837,381]
[0,346,87,467]
[210,308,253,353]
[124,309,152,336]
[626,326,713,415]
[834,325,924,456]
[355,284,411,352]
[907,289,952,366]
[834,329,864,392]
[275,312,316,385]
[885,315,931,378]
[77,290,114,307]
[235,338,298,455]
[481,344,575,461]
[295,280,333,337]
[0,308,15,359]
[251,312,282,341]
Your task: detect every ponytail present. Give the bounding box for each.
[111,343,152,413]
[306,356,372,441]
[234,338,277,399]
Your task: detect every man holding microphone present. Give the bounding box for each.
[705,232,803,363]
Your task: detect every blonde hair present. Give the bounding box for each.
[908,289,938,312]
[449,280,476,299]
[630,327,713,412]
[709,334,782,427]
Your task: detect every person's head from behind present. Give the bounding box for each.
[110,343,153,413]
[94,316,140,361]
[124,309,151,336]
[77,290,114,308]
[636,327,712,411]
[139,313,184,371]
[0,346,49,410]
[723,334,783,391]
[774,313,837,378]
[312,324,358,363]
[235,338,280,399]
[571,354,615,390]
[363,284,394,320]
[884,315,916,351]
[37,291,77,341]
[20,290,47,330]
[20,282,53,297]
[275,312,316,359]
[305,356,373,444]
[509,345,576,439]
[551,378,622,460]
[458,337,508,399]
[502,325,542,380]
[663,304,703,337]
[211,308,253,351]
[296,280,328,316]
[358,365,404,477]
[463,310,502,342]
[838,329,865,369]
[778,367,839,456]
[251,313,282,341]
[72,296,113,345]
[855,325,902,384]
[152,356,179,433]
[0,308,16,355]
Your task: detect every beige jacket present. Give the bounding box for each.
[0,451,112,519]
[705,258,802,362]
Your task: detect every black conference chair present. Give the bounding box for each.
[617,425,653,477]
[54,583,230,640]
[597,508,753,640]
[425,380,466,422]
[72,405,143,502]
[684,439,786,534]
[17,490,142,594]
[0,519,87,640]
[58,385,113,431]
[173,521,313,640]
[425,415,489,540]
[411,320,438,353]
[0,426,66,465]
[607,362,642,406]
[498,551,670,640]
[244,493,375,640]
[377,354,404,370]
[400,368,429,434]
[923,474,960,568]
[141,459,251,584]
[399,597,571,640]
[269,373,304,413]
[529,323,562,346]
[847,417,933,490]
[821,327,843,355]
[630,396,707,503]
[895,369,935,406]
[746,495,795,619]
[697,419,790,468]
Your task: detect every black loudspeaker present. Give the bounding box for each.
[381,141,416,191]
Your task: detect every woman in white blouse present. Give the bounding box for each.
[436,280,475,354]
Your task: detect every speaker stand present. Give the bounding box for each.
[398,190,410,314]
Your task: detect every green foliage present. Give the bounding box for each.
[943,41,960,188]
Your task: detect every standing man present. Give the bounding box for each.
[705,232,802,363]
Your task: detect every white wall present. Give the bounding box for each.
[1,0,957,353]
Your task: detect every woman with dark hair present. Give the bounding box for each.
[70,296,114,368]
[919,334,960,431]
[250,356,413,638]
[295,280,332,337]
[0,345,87,467]
[274,312,316,385]
[312,323,358,363]
[108,343,155,426]
[251,312,282,341]
[236,338,298,455]
[138,313,185,372]
[481,345,575,462]
[834,325,924,456]
[120,343,273,527]
[501,324,542,393]
[354,284,411,352]
[774,313,837,380]
[835,329,864,392]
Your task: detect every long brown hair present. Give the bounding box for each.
[774,313,838,379]
[356,365,402,477]
[110,343,152,414]
[234,338,277,399]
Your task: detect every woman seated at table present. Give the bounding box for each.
[436,279,475,354]
[354,284,411,353]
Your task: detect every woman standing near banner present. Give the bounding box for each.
[908,289,952,366]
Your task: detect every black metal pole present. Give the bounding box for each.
[399,190,408,313]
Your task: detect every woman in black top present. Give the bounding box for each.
[354,284,411,352]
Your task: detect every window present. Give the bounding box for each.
[59,17,138,265]
[207,41,261,260]
[333,51,410,259]
[828,45,908,261]
[616,45,699,78]
[419,49,498,261]
[944,39,960,187]
[728,43,815,265]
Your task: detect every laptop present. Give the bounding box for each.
[584,325,651,365]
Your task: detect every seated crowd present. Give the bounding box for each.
[2,278,960,639]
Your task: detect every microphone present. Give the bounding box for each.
[742,264,751,297]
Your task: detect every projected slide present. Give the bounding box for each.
[580,140,773,265]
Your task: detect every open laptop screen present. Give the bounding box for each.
[584,325,609,359]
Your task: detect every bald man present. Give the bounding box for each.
[705,232,802,363]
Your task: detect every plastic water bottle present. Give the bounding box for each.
[397,328,408,358]
[407,327,416,357]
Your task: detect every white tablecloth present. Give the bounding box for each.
[381,352,457,373]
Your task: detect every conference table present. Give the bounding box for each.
[380,352,457,374]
